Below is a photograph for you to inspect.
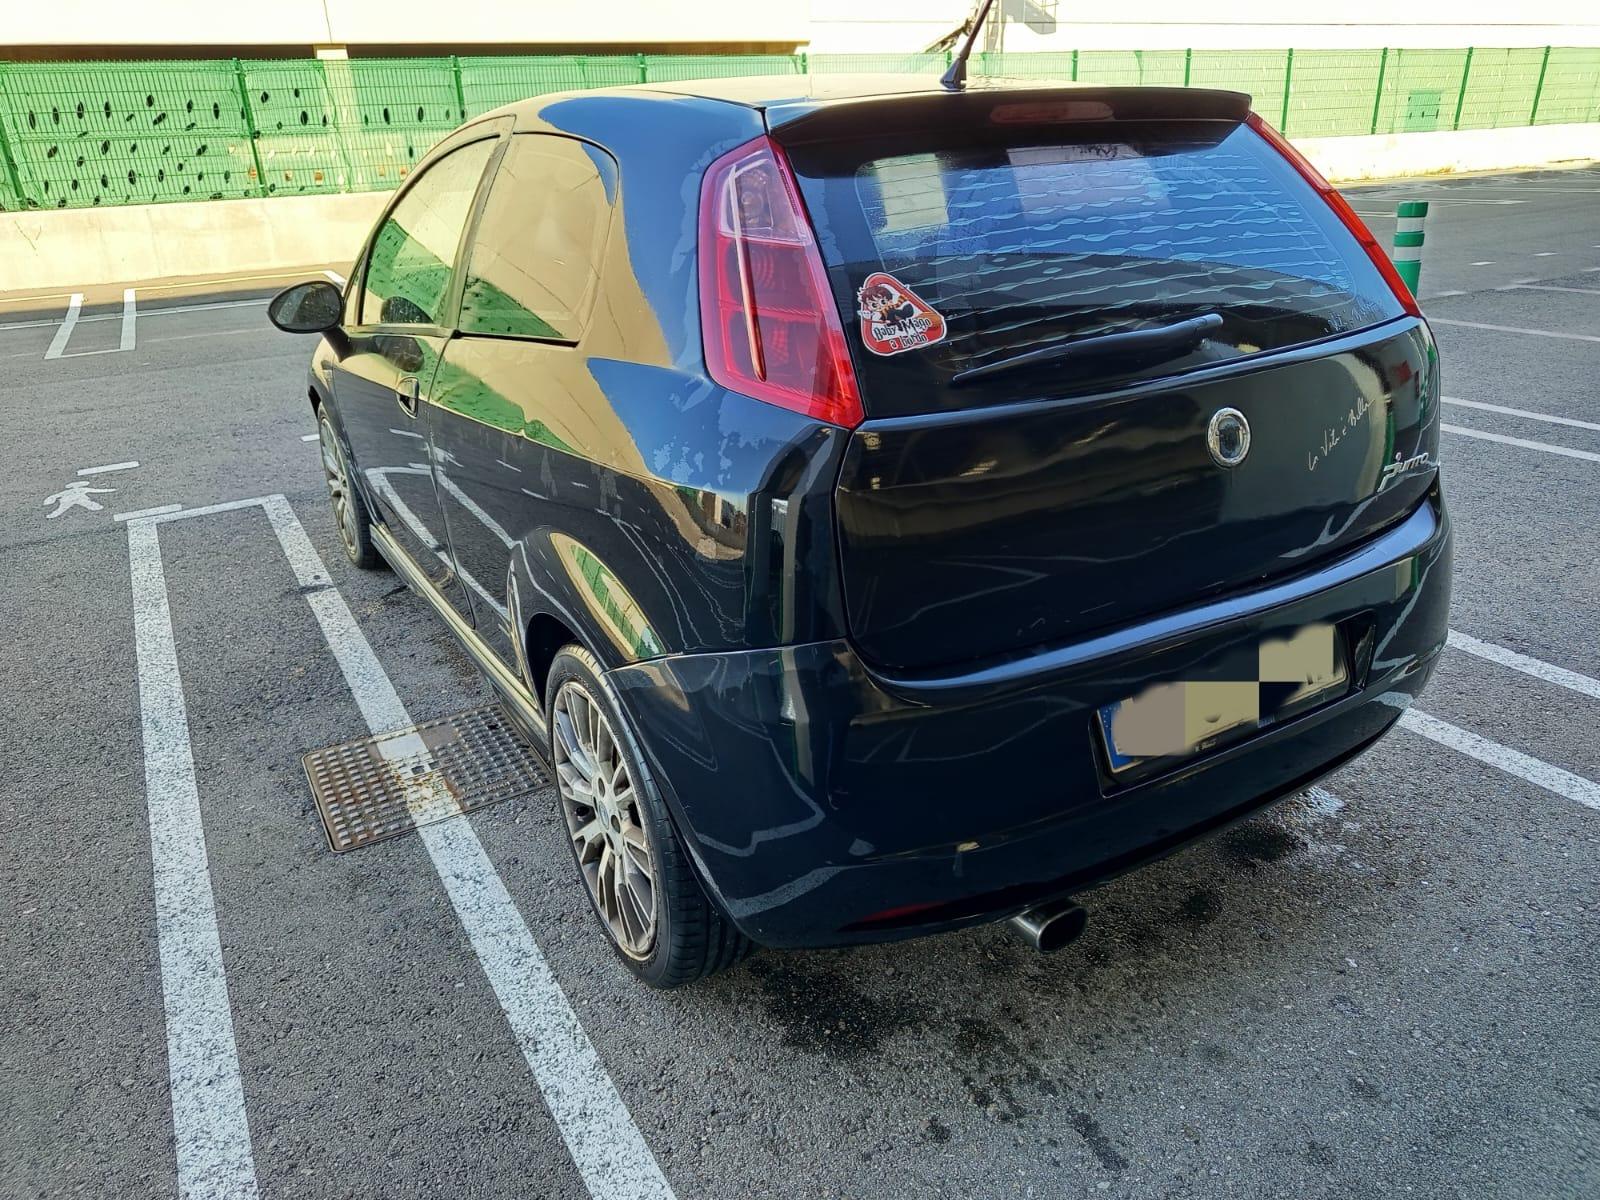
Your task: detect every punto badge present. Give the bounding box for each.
[1207,407,1251,468]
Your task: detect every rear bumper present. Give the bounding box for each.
[608,493,1452,948]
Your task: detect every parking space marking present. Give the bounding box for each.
[136,298,271,320]
[1442,396,1600,432]
[1398,709,1600,812]
[0,298,269,333]
[137,327,285,349]
[130,495,673,1196]
[1507,283,1600,297]
[1440,424,1600,463]
[43,293,82,360]
[122,287,137,352]
[1429,318,1600,343]
[114,504,184,522]
[301,433,319,442]
[78,461,139,476]
[40,288,142,359]
[1448,631,1600,702]
[127,519,261,1199]
[257,495,675,1200]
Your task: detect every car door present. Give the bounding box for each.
[425,133,621,666]
[330,128,502,604]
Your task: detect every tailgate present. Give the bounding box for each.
[780,87,1433,672]
[833,321,1437,671]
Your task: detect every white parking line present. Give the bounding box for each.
[78,460,139,476]
[1429,318,1600,343]
[140,327,280,347]
[1441,396,1600,432]
[43,293,82,360]
[1448,631,1600,702]
[1398,709,1600,812]
[0,298,270,334]
[1439,424,1600,463]
[301,433,319,442]
[1506,283,1600,297]
[114,504,183,522]
[121,287,137,352]
[127,519,261,1199]
[258,495,674,1200]
[133,495,672,1199]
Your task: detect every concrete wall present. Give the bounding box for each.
[4,123,1598,294]
[1297,121,1600,182]
[0,192,388,294]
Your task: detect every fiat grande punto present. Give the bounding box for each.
[269,75,1451,986]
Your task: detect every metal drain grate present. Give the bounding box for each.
[302,705,550,852]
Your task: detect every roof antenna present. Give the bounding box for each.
[940,0,999,91]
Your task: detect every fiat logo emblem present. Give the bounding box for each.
[1207,407,1251,468]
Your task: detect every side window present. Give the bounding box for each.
[360,139,495,327]
[458,135,617,341]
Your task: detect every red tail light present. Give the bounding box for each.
[698,135,865,429]
[1245,113,1423,318]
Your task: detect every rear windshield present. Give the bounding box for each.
[787,120,1404,417]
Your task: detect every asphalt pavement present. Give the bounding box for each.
[2,165,1598,1200]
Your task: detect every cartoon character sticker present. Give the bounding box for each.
[855,272,946,357]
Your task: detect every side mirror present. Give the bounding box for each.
[267,280,343,334]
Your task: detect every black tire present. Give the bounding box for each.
[316,405,381,570]
[545,643,753,987]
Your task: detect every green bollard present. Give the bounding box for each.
[1392,200,1429,293]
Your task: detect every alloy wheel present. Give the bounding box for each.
[318,417,361,559]
[552,680,657,958]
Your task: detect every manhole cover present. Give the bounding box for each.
[302,705,550,852]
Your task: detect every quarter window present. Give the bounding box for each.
[360,139,495,327]
[458,135,617,342]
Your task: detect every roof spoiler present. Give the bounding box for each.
[769,86,1253,146]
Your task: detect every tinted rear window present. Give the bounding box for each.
[789,120,1404,416]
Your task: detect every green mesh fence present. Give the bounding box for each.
[644,54,802,82]
[975,51,1076,81]
[0,60,259,208]
[1534,47,1600,124]
[1282,49,1387,138]
[807,53,949,75]
[1074,50,1188,87]
[1,46,1597,210]
[459,54,642,115]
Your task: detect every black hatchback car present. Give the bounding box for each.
[270,75,1451,987]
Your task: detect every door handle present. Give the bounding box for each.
[395,375,421,418]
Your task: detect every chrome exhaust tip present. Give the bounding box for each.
[1008,897,1088,953]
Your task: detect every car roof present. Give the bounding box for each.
[494,72,1091,130]
[484,74,1253,149]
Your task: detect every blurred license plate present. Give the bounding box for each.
[1097,623,1348,774]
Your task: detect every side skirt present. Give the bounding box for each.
[371,522,549,749]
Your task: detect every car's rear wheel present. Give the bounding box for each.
[545,644,752,987]
[316,406,380,569]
